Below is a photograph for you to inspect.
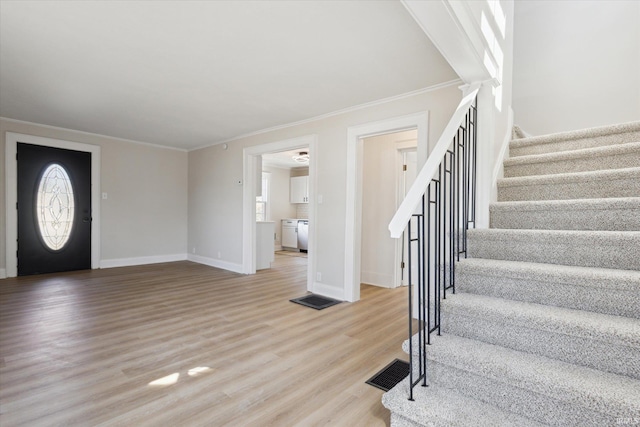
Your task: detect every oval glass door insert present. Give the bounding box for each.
[36,163,75,250]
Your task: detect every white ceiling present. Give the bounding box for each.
[262,148,309,169]
[0,1,457,151]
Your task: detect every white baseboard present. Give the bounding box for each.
[188,254,244,274]
[361,271,394,288]
[313,281,346,301]
[361,281,393,289]
[0,268,6,279]
[274,245,283,252]
[100,253,187,269]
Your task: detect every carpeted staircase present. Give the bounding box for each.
[382,121,640,426]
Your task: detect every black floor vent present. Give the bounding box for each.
[365,359,410,392]
[290,294,341,310]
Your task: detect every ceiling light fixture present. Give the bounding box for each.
[292,151,309,163]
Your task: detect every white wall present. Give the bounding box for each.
[512,0,640,135]
[187,83,461,298]
[263,165,296,248]
[1,118,188,275]
[402,0,515,228]
[361,130,416,287]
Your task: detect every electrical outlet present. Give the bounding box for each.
[217,251,222,259]
[316,272,322,282]
[192,247,196,254]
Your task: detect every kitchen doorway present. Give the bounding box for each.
[242,135,316,294]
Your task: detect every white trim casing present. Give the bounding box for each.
[395,144,418,288]
[5,132,101,277]
[492,107,514,204]
[345,112,429,302]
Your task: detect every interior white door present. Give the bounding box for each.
[401,149,418,286]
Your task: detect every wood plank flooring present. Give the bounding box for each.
[0,254,410,426]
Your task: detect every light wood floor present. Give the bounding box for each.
[0,254,410,426]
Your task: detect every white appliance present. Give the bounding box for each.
[297,220,308,252]
[281,219,298,250]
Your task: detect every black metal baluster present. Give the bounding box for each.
[407,97,477,400]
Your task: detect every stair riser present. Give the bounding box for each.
[456,272,640,319]
[468,233,640,270]
[441,312,640,379]
[383,381,546,427]
[504,149,640,177]
[490,205,640,231]
[428,361,616,427]
[498,174,640,201]
[510,131,640,157]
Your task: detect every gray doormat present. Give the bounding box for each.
[365,359,410,391]
[290,294,341,310]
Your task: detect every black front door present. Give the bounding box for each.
[17,143,92,276]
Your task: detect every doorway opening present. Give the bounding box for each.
[242,135,316,294]
[261,147,310,254]
[5,133,101,278]
[344,112,429,302]
[360,130,417,291]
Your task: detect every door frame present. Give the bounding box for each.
[344,112,428,302]
[5,132,101,277]
[242,134,317,292]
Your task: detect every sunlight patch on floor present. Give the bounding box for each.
[149,366,213,387]
[148,373,179,387]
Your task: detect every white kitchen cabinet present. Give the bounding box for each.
[290,176,309,203]
[281,219,298,249]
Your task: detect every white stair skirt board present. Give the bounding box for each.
[382,121,640,426]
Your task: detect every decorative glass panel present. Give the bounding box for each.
[36,163,75,250]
